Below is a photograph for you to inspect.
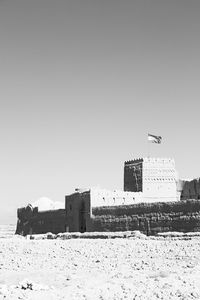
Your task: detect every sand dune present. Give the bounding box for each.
[0,233,200,299]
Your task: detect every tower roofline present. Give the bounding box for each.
[124,158,143,165]
[125,157,175,165]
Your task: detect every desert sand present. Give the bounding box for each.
[0,233,200,299]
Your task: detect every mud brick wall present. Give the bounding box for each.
[91,200,200,235]
[124,159,143,192]
[31,210,66,234]
[181,178,200,200]
[65,191,91,233]
[16,209,66,236]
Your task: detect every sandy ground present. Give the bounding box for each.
[0,235,200,299]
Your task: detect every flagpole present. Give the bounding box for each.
[147,133,150,158]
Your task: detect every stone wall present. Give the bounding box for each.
[90,200,200,235]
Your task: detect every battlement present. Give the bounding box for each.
[124,158,143,165]
[124,158,175,166]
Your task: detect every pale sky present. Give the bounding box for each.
[0,0,200,224]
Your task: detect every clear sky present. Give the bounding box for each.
[0,0,200,224]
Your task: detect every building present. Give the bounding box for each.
[16,157,184,236]
[65,157,179,232]
[124,157,178,202]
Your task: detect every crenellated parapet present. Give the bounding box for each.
[124,158,143,165]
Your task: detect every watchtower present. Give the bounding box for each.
[124,158,143,192]
[124,157,177,201]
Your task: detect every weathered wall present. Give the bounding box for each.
[31,210,66,234]
[124,159,143,192]
[90,187,179,208]
[181,178,200,200]
[16,207,66,236]
[65,191,91,232]
[90,188,143,207]
[90,200,200,235]
[124,158,178,202]
[142,158,177,201]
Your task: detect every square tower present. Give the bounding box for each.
[124,157,178,202]
[124,158,143,192]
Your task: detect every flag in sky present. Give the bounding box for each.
[148,134,162,144]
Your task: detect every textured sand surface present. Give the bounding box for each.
[0,235,200,299]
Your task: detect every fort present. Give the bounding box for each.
[15,157,200,236]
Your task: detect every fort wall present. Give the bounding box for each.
[180,178,200,200]
[65,191,91,232]
[16,157,200,236]
[16,197,200,236]
[16,207,66,236]
[90,188,143,207]
[90,200,200,234]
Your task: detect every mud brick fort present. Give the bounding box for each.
[16,157,200,236]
